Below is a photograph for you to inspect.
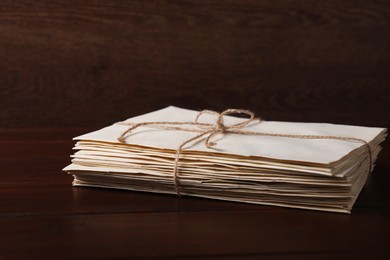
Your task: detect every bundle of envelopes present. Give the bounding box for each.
[63,106,387,213]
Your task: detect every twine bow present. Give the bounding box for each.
[117,109,373,196]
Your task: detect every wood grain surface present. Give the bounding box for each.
[1,0,389,129]
[0,128,389,258]
[1,1,390,259]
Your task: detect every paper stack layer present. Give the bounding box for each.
[63,106,387,213]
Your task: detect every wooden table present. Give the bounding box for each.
[0,128,389,259]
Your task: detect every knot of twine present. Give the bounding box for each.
[117,109,373,196]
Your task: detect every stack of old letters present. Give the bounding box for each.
[63,106,387,213]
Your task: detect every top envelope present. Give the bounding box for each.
[74,106,386,166]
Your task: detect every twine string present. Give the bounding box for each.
[117,109,372,196]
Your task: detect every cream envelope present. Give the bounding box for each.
[73,106,386,164]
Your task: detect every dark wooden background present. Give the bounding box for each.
[1,0,389,129]
[1,1,390,259]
